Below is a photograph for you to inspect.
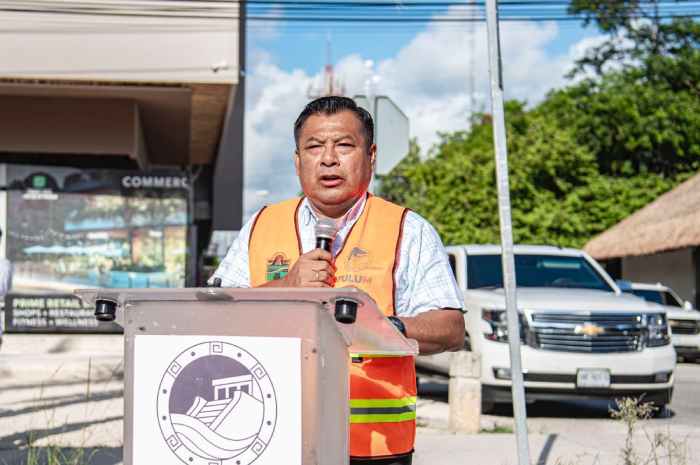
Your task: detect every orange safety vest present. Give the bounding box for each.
[249,195,417,458]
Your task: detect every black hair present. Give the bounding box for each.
[294,96,374,152]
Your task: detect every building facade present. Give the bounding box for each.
[1,1,246,332]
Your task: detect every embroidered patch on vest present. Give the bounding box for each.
[266,252,290,281]
[347,247,371,272]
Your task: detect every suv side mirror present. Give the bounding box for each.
[616,279,633,292]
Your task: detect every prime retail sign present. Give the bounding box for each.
[4,294,121,333]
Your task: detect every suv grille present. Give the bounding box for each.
[530,313,643,353]
[669,319,700,335]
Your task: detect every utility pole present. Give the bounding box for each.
[484,1,531,465]
[468,0,476,120]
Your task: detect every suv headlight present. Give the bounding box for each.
[482,309,508,342]
[482,309,526,343]
[643,313,670,348]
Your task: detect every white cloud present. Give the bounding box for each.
[243,20,604,219]
[565,33,632,81]
[373,20,603,152]
[243,58,309,217]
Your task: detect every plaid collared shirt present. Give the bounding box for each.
[209,196,464,317]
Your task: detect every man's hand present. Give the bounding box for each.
[260,249,336,288]
[285,249,336,287]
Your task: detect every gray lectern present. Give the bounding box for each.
[76,287,417,465]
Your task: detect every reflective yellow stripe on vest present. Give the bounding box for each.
[349,396,417,424]
[349,353,407,358]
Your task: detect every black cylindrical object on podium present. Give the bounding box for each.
[334,298,357,324]
[95,299,117,322]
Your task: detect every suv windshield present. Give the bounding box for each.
[467,253,613,291]
[625,289,682,307]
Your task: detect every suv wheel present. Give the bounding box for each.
[652,403,672,419]
[464,332,472,351]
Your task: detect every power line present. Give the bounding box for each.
[2,9,699,21]
[248,14,700,22]
[4,0,699,14]
[1,0,698,29]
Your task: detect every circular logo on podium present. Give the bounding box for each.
[157,342,278,465]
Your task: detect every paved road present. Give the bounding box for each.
[415,362,700,464]
[667,361,700,427]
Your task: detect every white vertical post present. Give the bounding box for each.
[484,1,531,465]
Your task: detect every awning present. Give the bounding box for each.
[0,78,234,168]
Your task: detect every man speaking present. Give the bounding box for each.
[210,96,465,465]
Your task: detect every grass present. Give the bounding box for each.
[23,441,95,465]
[480,423,514,434]
[552,397,691,465]
[9,358,122,465]
[610,397,689,465]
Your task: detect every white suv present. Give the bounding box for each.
[623,282,700,362]
[418,245,676,410]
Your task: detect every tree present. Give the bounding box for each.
[539,73,700,177]
[566,1,700,177]
[380,4,699,247]
[568,0,700,94]
[380,104,681,248]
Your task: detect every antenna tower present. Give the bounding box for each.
[308,34,346,98]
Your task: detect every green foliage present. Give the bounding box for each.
[540,73,700,177]
[569,0,643,32]
[549,1,700,177]
[380,106,680,248]
[23,444,93,465]
[379,10,700,248]
[568,1,700,83]
[479,423,513,434]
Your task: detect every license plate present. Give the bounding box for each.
[576,369,611,388]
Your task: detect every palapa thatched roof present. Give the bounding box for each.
[585,172,700,260]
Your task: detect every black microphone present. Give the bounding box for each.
[314,218,337,253]
[314,219,355,323]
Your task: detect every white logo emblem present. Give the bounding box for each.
[157,341,278,465]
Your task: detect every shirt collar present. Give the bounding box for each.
[301,194,368,230]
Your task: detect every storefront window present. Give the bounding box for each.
[5,166,188,294]
[3,165,190,333]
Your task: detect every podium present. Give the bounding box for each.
[76,287,418,465]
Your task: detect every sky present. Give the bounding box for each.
[242,12,605,221]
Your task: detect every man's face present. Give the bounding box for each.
[295,110,376,218]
